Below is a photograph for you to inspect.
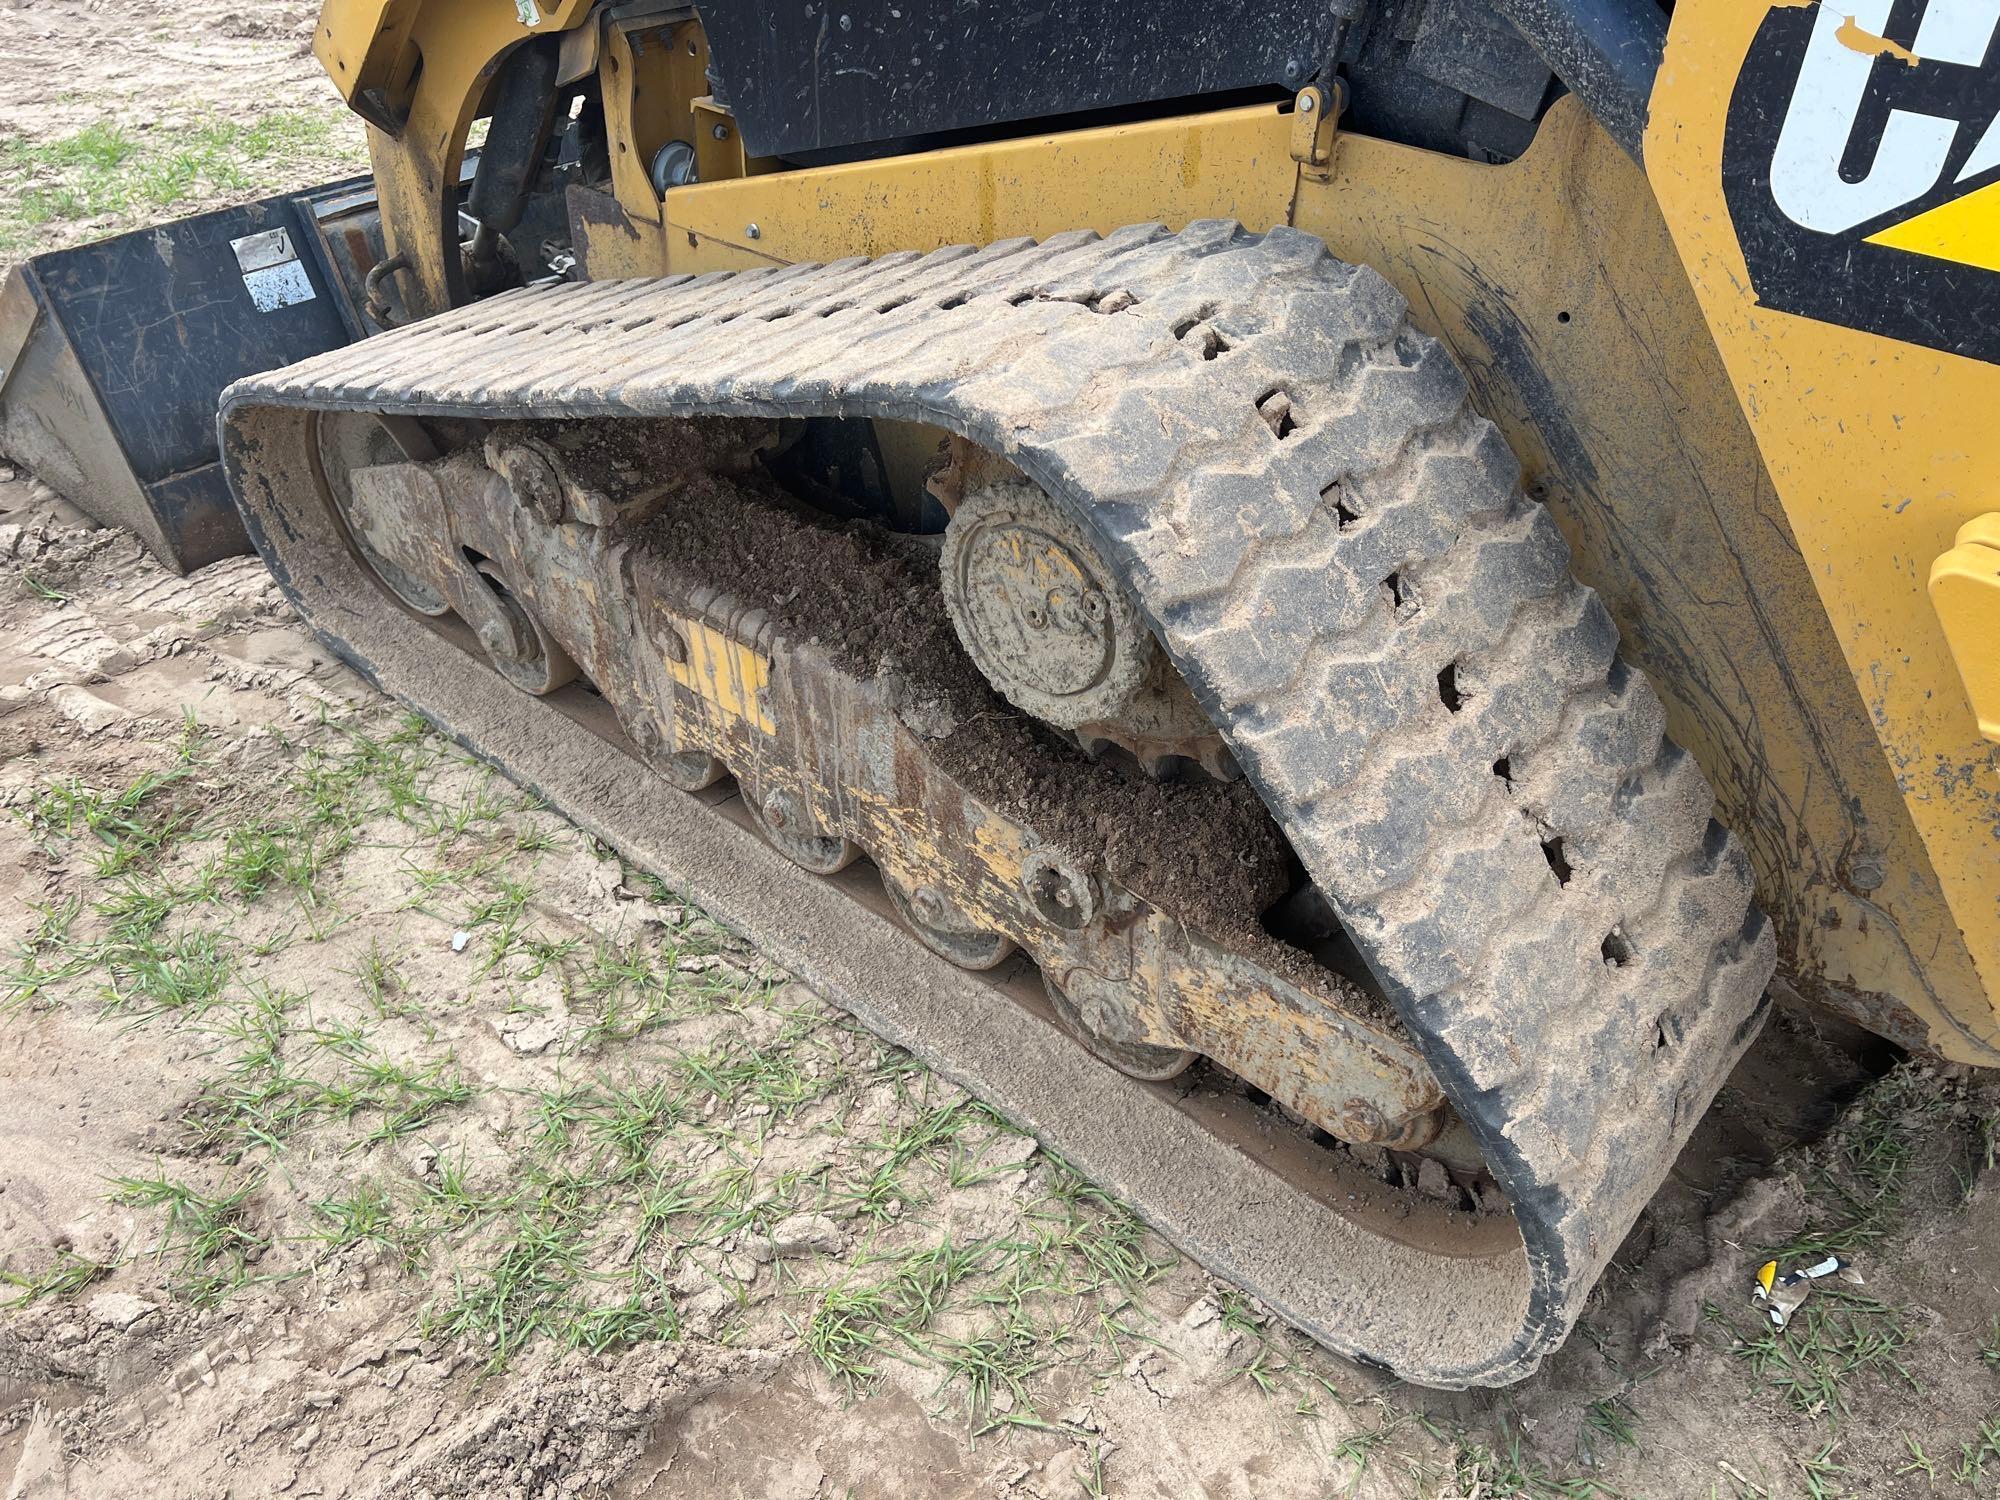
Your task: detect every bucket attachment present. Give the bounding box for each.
[0,179,379,574]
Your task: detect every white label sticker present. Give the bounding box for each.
[242,260,317,313]
[230,227,315,312]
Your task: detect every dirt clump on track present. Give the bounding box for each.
[605,422,1300,952]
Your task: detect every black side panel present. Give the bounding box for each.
[1485,0,1663,159]
[695,0,1342,159]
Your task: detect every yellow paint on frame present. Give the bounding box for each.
[1646,0,2000,1059]
[664,616,774,735]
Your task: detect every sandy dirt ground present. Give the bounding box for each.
[0,0,334,144]
[0,0,361,265]
[4,5,2000,1498]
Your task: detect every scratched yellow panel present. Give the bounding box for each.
[658,106,1294,271]
[664,616,774,735]
[1647,0,2000,1057]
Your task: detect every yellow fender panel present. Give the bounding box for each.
[1646,0,2000,1055]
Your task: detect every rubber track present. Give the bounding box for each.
[222,221,1776,1380]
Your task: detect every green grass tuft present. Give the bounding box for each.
[108,1167,266,1303]
[1,110,355,256]
[0,1249,115,1307]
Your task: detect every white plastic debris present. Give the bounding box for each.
[1752,1253,1864,1329]
[451,930,471,953]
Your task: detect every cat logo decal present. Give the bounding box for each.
[1725,0,2000,360]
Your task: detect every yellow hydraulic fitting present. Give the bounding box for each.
[1931,513,2000,743]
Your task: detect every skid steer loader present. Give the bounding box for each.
[2,0,1996,1389]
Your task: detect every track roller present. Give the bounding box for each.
[882,873,1017,971]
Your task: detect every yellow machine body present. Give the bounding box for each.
[1643,0,2000,1061]
[325,0,2000,1064]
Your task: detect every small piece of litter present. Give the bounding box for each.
[1751,1253,1863,1329]
[451,930,470,953]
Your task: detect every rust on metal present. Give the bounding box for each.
[338,418,1447,1149]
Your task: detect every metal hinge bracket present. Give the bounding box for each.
[1289,81,1345,183]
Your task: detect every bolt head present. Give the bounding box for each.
[1340,1099,1387,1143]
[745,223,761,240]
[1024,852,1094,930]
[491,442,564,523]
